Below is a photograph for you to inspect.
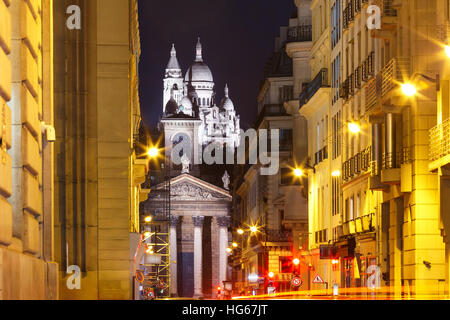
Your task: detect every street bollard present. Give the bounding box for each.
[333,284,339,296]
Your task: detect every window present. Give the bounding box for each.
[249,182,257,209]
[279,210,285,231]
[356,193,360,218]
[332,176,341,216]
[349,196,354,221]
[279,129,293,152]
[280,257,294,273]
[332,111,342,159]
[447,0,450,21]
[316,123,320,152]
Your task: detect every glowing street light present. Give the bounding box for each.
[268,272,274,279]
[147,147,159,158]
[237,228,244,235]
[331,170,341,177]
[144,216,152,223]
[293,258,300,266]
[348,122,361,134]
[226,247,232,253]
[250,226,258,234]
[232,242,238,248]
[144,231,151,238]
[294,168,304,177]
[445,45,450,58]
[401,83,417,97]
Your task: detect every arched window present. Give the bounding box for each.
[207,98,210,106]
[203,98,206,106]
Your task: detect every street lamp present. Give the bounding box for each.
[232,242,238,248]
[237,228,244,235]
[294,168,304,177]
[331,170,341,177]
[401,73,440,97]
[147,147,159,158]
[401,83,417,97]
[445,45,450,58]
[144,216,152,223]
[348,122,361,134]
[250,226,258,234]
[293,258,300,266]
[226,247,232,254]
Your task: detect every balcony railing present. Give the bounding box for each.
[265,229,292,242]
[255,104,288,128]
[343,0,355,30]
[342,146,372,182]
[355,66,362,90]
[348,73,355,96]
[355,0,362,13]
[340,78,349,100]
[382,151,403,169]
[373,0,397,17]
[287,25,312,43]
[299,68,329,109]
[365,57,410,112]
[362,51,375,82]
[430,118,450,162]
[315,145,329,166]
[342,213,375,237]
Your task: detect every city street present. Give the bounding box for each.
[2,0,450,301]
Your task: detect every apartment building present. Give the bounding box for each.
[296,0,450,295]
[0,0,58,299]
[53,0,147,299]
[231,3,311,294]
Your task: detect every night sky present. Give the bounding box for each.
[138,0,296,129]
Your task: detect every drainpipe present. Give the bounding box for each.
[385,113,396,169]
[372,123,382,175]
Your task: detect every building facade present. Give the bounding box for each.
[231,1,311,295]
[140,39,239,298]
[162,39,240,161]
[0,0,58,300]
[53,0,146,300]
[296,0,450,296]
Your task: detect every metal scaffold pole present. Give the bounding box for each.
[141,157,172,299]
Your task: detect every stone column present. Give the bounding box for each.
[192,216,204,297]
[217,216,231,286]
[169,216,179,297]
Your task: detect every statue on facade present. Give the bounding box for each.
[222,170,230,190]
[181,154,190,174]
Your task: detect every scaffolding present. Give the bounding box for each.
[140,160,172,299]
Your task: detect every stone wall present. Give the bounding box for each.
[0,0,58,300]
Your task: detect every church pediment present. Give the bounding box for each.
[153,174,231,201]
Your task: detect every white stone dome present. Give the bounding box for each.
[165,97,179,115]
[185,62,214,83]
[219,84,234,110]
[179,96,193,110]
[220,97,234,110]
